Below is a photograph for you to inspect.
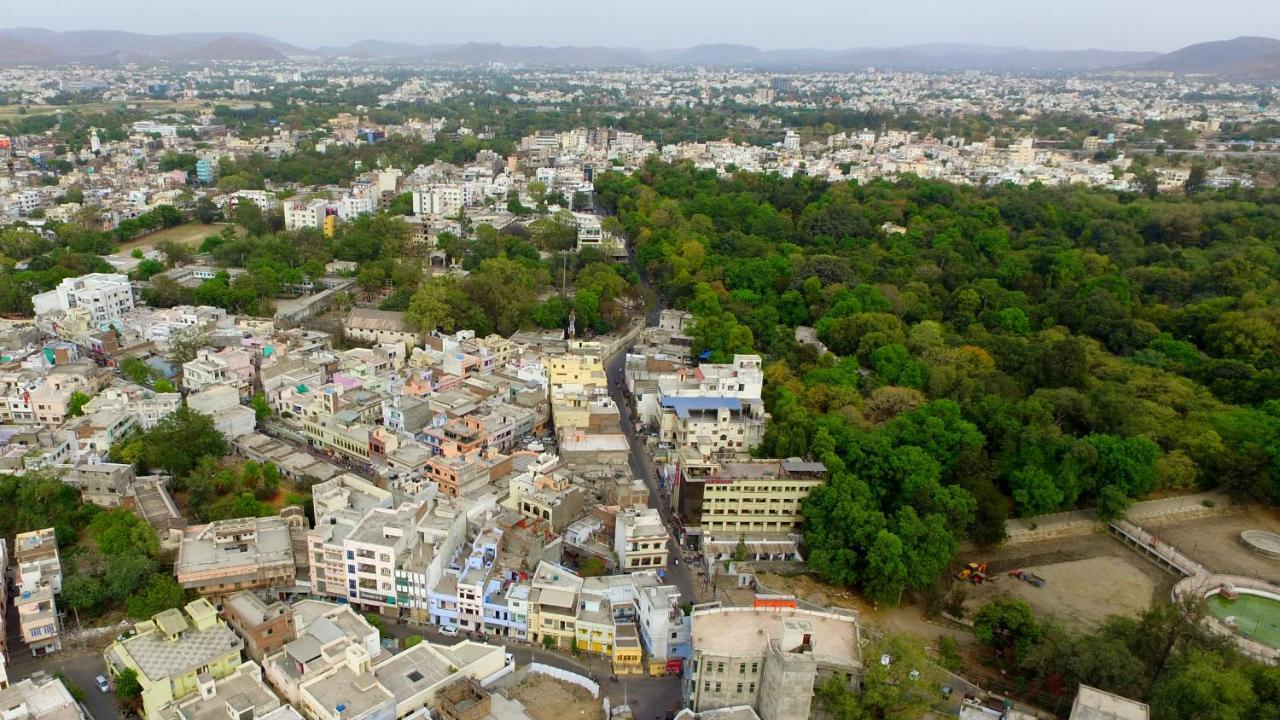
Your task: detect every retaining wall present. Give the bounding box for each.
[527,662,601,698]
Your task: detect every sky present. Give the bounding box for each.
[6,0,1280,51]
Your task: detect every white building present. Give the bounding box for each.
[31,273,134,323]
[615,507,669,572]
[413,185,464,217]
[186,384,256,440]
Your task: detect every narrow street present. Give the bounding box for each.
[602,306,699,605]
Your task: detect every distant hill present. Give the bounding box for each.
[1138,36,1280,78]
[0,33,61,64]
[189,37,286,62]
[0,28,1275,76]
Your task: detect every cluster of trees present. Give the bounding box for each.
[181,456,296,523]
[597,159,1280,602]
[974,597,1280,720]
[0,473,181,623]
[815,633,942,720]
[61,509,185,622]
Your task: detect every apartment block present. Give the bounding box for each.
[31,273,134,323]
[13,528,61,657]
[615,507,669,572]
[675,458,827,549]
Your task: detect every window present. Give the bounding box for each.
[736,683,743,694]
[749,682,756,693]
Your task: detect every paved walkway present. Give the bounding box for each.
[1108,519,1210,579]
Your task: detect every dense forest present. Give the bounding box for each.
[597,160,1280,604]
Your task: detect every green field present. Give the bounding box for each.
[1208,592,1280,649]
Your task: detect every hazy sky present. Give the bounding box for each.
[7,0,1279,51]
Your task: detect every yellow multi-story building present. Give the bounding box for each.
[575,597,616,654]
[546,348,606,388]
[103,599,244,720]
[527,562,581,650]
[675,457,827,546]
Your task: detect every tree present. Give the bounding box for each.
[1150,648,1258,720]
[251,393,271,425]
[404,634,424,648]
[90,508,160,559]
[114,668,142,701]
[974,598,1041,665]
[104,553,158,603]
[194,196,222,224]
[65,391,91,418]
[155,239,193,267]
[817,633,937,720]
[1095,484,1132,521]
[863,530,908,605]
[138,406,228,478]
[233,199,266,236]
[1183,165,1207,195]
[126,574,185,619]
[60,574,104,625]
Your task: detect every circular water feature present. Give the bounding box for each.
[1206,586,1280,651]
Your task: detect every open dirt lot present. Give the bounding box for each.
[507,676,600,720]
[959,530,1173,631]
[1146,506,1280,579]
[119,221,231,253]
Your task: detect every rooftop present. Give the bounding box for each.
[1071,685,1150,720]
[690,606,859,667]
[117,617,243,683]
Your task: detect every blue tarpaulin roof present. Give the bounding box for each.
[659,396,742,419]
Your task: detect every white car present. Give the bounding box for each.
[95,676,110,693]
[439,626,460,638]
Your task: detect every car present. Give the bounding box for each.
[439,625,460,638]
[95,676,110,693]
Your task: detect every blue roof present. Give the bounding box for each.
[660,396,742,419]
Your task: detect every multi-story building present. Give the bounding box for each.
[657,396,767,461]
[13,528,61,657]
[636,578,690,670]
[174,514,303,596]
[103,599,245,720]
[507,471,585,531]
[157,660,283,720]
[615,507,669,572]
[186,383,256,440]
[31,273,134,323]
[527,561,581,650]
[343,504,422,612]
[222,591,296,663]
[686,605,862,720]
[675,458,827,550]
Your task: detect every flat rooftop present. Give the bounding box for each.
[1071,685,1150,720]
[691,606,859,666]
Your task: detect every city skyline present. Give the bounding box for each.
[6,0,1280,52]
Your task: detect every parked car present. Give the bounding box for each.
[439,626,460,638]
[95,676,110,693]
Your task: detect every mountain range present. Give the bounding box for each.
[0,28,1278,77]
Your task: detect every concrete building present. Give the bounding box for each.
[615,507,669,572]
[186,384,256,440]
[686,605,862,720]
[157,660,283,720]
[657,396,767,461]
[103,599,245,720]
[174,515,303,596]
[263,599,380,705]
[1070,685,1150,720]
[222,591,296,663]
[506,471,585,532]
[31,273,134,323]
[13,528,61,657]
[60,462,135,507]
[346,309,424,347]
[675,458,826,549]
[527,561,582,650]
[0,675,87,719]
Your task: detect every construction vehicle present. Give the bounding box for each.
[1008,569,1044,588]
[956,561,988,584]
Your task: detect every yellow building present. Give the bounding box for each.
[575,597,615,655]
[103,598,245,720]
[528,561,581,650]
[676,457,827,537]
[546,350,606,388]
[613,623,644,676]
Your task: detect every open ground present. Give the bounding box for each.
[1145,506,1280,579]
[118,221,231,253]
